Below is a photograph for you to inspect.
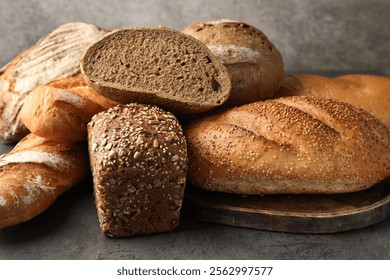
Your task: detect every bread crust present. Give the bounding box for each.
[21,76,119,142]
[0,134,88,228]
[88,103,188,237]
[185,96,390,194]
[0,22,107,143]
[276,74,390,129]
[182,19,284,107]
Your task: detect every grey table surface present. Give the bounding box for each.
[0,143,390,260]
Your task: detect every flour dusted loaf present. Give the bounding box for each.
[0,134,88,228]
[276,74,390,129]
[185,96,390,195]
[182,19,284,107]
[21,77,119,142]
[88,103,187,237]
[0,22,106,143]
[81,27,231,115]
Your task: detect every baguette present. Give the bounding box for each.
[185,96,390,195]
[80,27,231,115]
[0,22,106,143]
[275,74,390,129]
[182,19,284,107]
[0,134,88,228]
[21,77,120,142]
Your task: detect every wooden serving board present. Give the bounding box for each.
[184,178,390,233]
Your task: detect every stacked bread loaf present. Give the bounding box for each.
[1,19,389,236]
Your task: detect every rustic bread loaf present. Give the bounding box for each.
[0,22,107,143]
[0,134,88,228]
[88,103,187,237]
[275,74,390,129]
[182,19,284,107]
[185,96,390,195]
[20,77,119,142]
[81,27,231,115]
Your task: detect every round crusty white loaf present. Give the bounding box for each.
[20,76,120,142]
[275,74,390,130]
[88,103,188,237]
[0,134,88,228]
[80,27,231,115]
[185,96,390,195]
[182,19,284,107]
[0,22,107,143]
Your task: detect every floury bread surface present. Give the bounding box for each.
[88,104,187,237]
[0,22,107,143]
[21,77,119,142]
[182,19,284,107]
[185,96,390,195]
[81,27,231,115]
[0,134,88,228]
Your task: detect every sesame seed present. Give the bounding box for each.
[133,151,141,159]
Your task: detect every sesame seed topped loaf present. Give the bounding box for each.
[80,27,231,115]
[182,19,284,107]
[185,96,390,195]
[88,103,188,237]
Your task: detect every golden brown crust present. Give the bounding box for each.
[182,19,284,107]
[88,104,188,237]
[0,134,88,228]
[185,96,390,195]
[21,76,119,142]
[276,74,390,129]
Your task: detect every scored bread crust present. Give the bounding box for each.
[0,22,107,143]
[0,134,88,228]
[276,74,390,130]
[88,103,188,237]
[80,27,231,115]
[185,96,390,195]
[182,19,284,107]
[20,76,119,142]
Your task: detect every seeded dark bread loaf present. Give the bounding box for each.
[81,27,231,115]
[20,77,120,142]
[275,74,390,129]
[88,104,188,237]
[0,134,88,228]
[0,22,107,143]
[182,19,284,107]
[185,96,390,195]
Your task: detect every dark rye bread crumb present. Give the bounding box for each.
[88,103,187,237]
[80,27,231,115]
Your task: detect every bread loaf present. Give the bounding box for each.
[81,27,231,115]
[182,19,284,107]
[0,134,88,228]
[185,96,390,195]
[0,22,107,143]
[88,103,187,237]
[275,74,390,129]
[20,77,120,142]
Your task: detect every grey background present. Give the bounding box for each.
[1,0,390,260]
[1,0,389,76]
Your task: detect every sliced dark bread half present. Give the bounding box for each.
[80,27,231,114]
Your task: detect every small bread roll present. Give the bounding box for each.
[88,103,188,237]
[182,19,284,107]
[185,96,390,195]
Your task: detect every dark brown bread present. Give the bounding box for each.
[182,19,284,107]
[88,103,187,237]
[185,96,390,195]
[0,134,88,228]
[21,77,120,142]
[0,22,107,143]
[275,74,390,129]
[81,27,231,115]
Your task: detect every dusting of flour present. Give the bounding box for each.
[56,89,87,108]
[0,196,6,206]
[208,45,261,64]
